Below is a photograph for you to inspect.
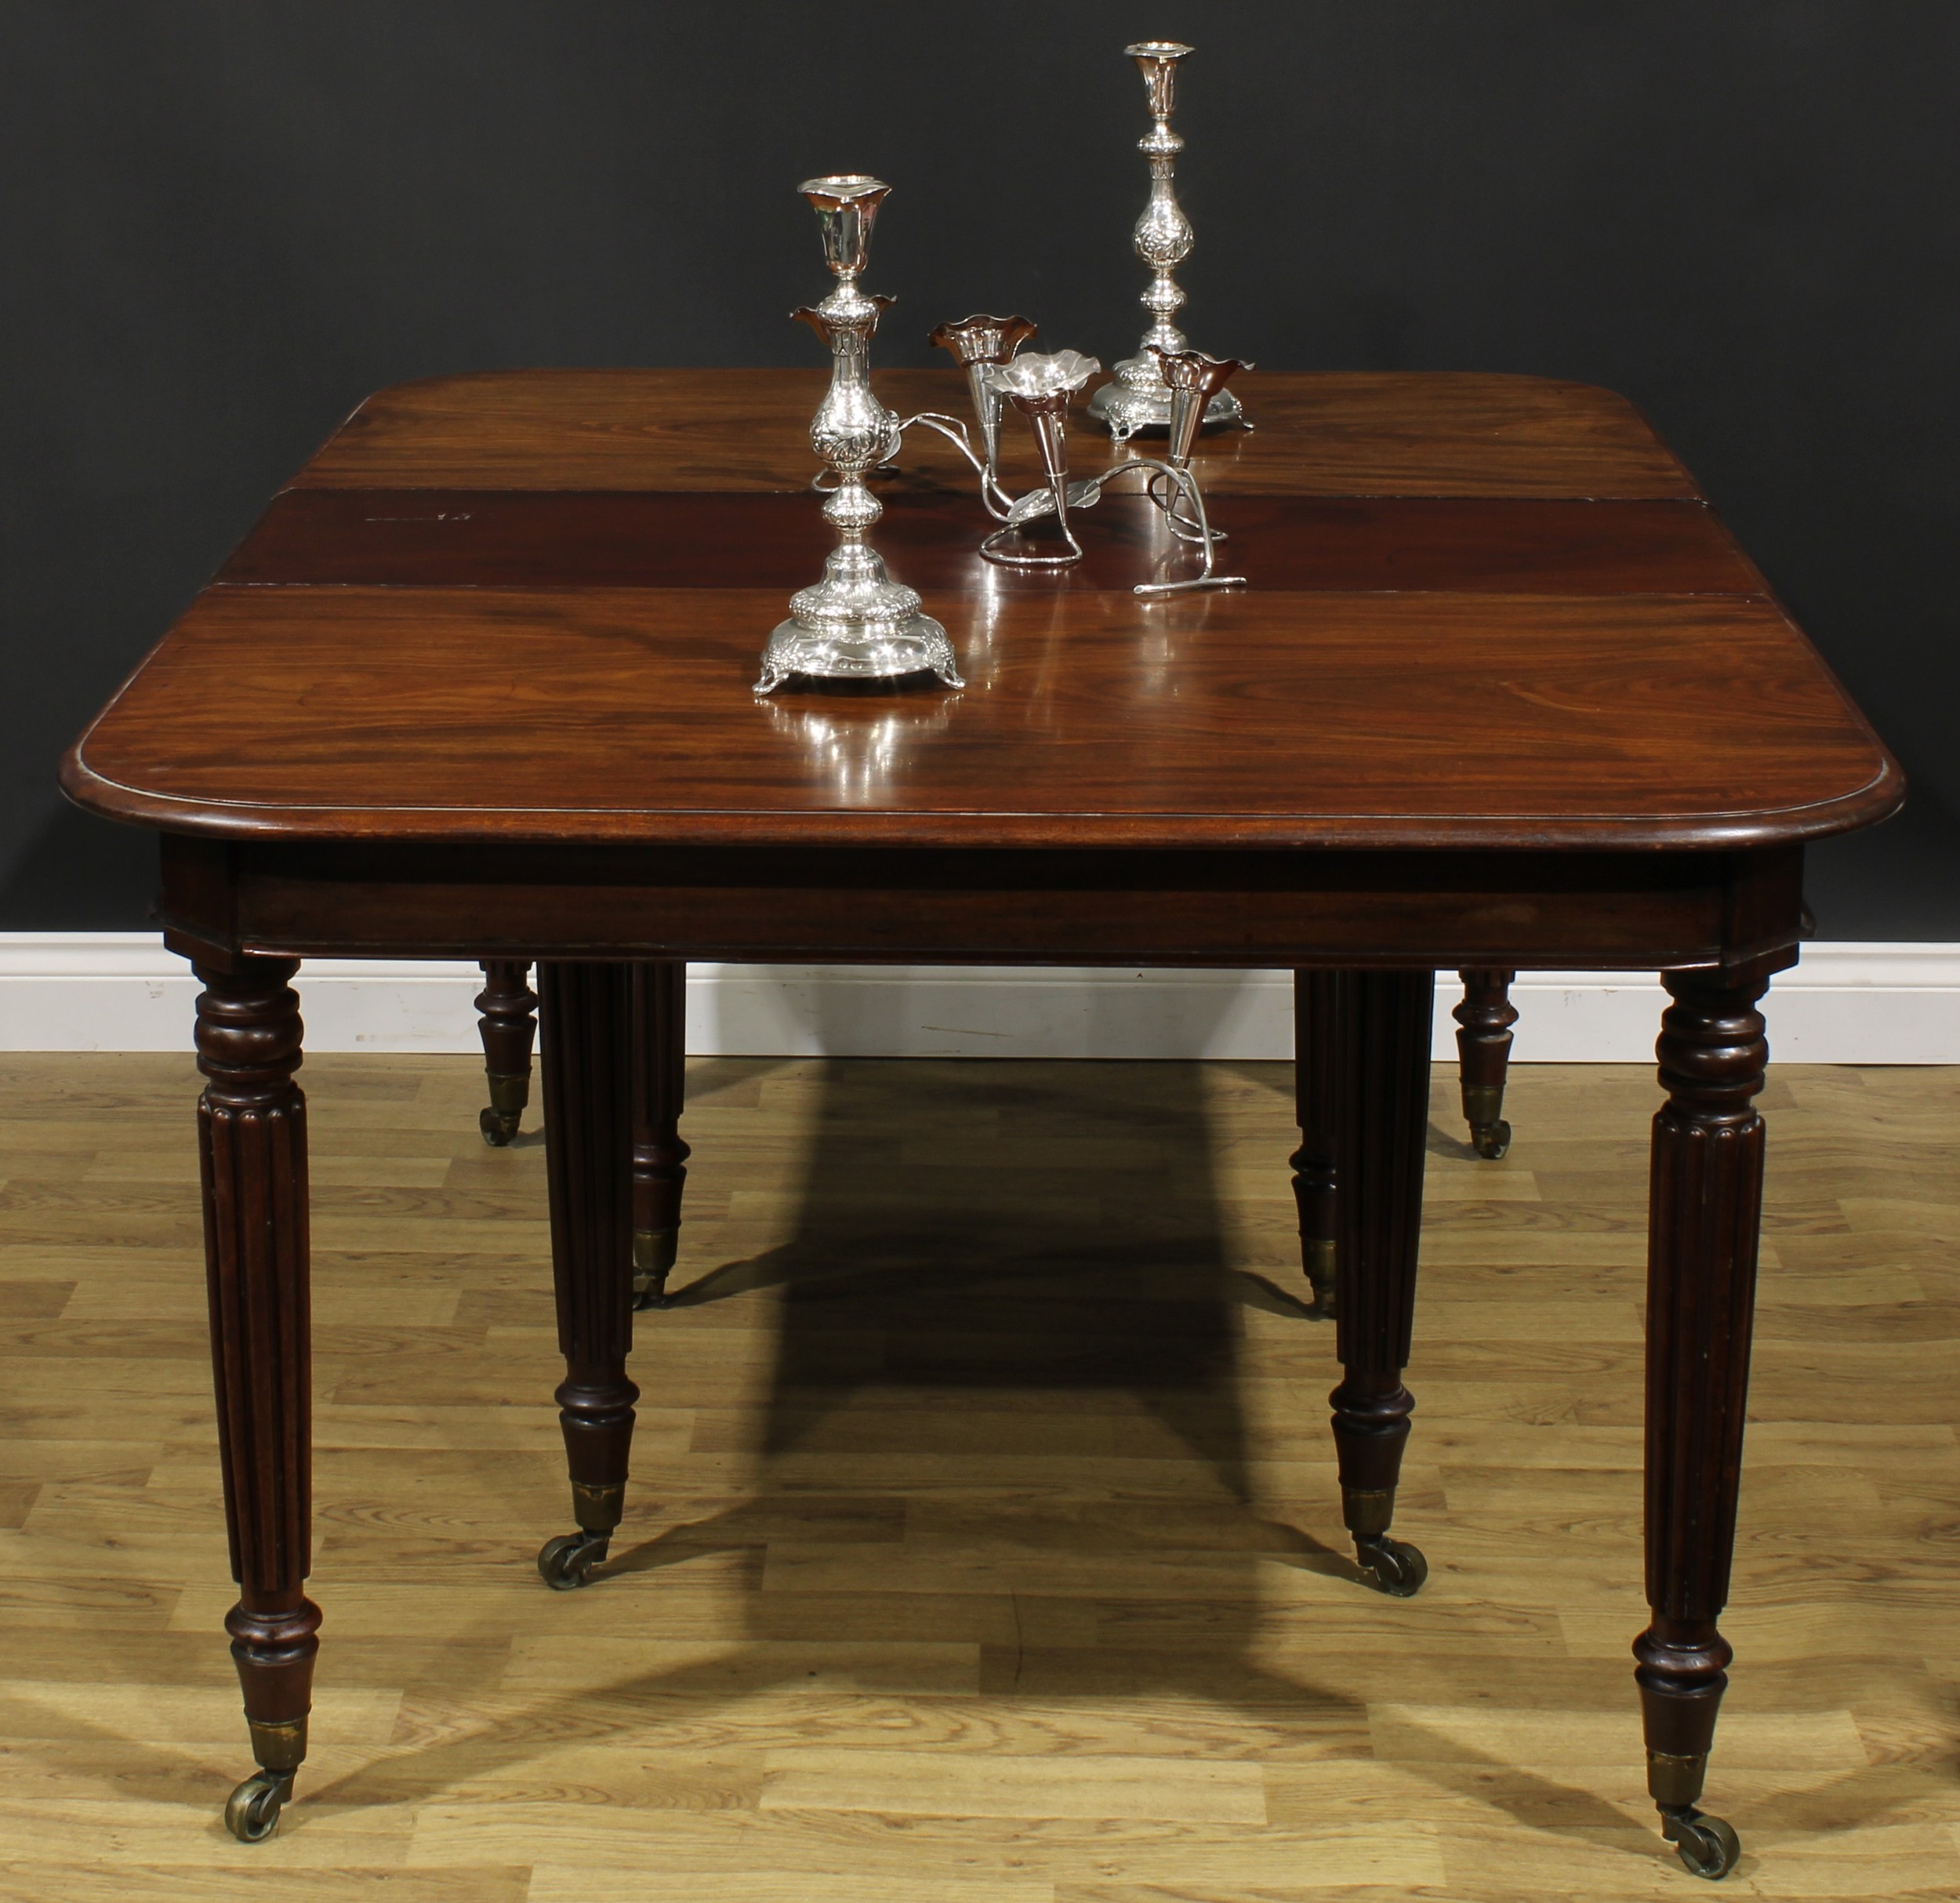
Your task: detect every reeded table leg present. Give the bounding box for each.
[1290,972,1339,1315]
[631,961,690,1309]
[535,961,637,1589]
[195,957,318,1842]
[1327,969,1435,1596]
[1635,968,1769,1881]
[1454,968,1517,1158]
[476,960,538,1146]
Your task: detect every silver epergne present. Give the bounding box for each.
[1087,42,1247,441]
[756,176,963,695]
[975,347,1246,595]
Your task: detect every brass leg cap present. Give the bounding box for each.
[633,1228,680,1309]
[481,1073,529,1145]
[246,1715,307,1774]
[1461,1084,1511,1158]
[1303,1237,1337,1316]
[570,1479,625,1534]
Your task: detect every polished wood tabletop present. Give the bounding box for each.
[56,367,1904,1872]
[64,369,1896,854]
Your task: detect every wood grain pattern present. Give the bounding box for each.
[67,587,1896,850]
[218,490,1763,596]
[2,1050,1955,1898]
[288,368,1704,499]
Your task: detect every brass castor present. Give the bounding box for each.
[224,1769,293,1842]
[1662,1806,1741,1880]
[537,1529,609,1590]
[1358,1534,1428,1597]
[1470,1117,1512,1160]
[480,1104,521,1146]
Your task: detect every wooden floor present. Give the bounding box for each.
[0,1052,1956,1900]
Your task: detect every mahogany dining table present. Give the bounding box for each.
[60,366,1900,1873]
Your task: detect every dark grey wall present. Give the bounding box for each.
[5,2,1957,932]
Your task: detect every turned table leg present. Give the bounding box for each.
[631,961,690,1310]
[1290,971,1338,1315]
[195,956,317,1843]
[1326,968,1434,1596]
[1635,968,1769,1881]
[476,960,538,1146]
[535,961,637,1589]
[1454,968,1517,1159]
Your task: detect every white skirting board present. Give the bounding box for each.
[0,935,1957,1062]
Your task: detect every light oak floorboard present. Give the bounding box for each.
[0,1052,1954,1899]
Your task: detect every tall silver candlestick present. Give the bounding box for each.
[756,175,961,695]
[1087,41,1245,441]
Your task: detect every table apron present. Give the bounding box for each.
[158,837,1805,975]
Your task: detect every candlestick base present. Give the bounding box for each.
[757,596,964,694]
[755,614,961,693]
[1090,356,1243,439]
[757,542,964,694]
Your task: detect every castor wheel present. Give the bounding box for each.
[224,1769,293,1842]
[479,1104,521,1146]
[537,1529,609,1590]
[1358,1534,1428,1597]
[1471,1118,1512,1160]
[1662,1806,1741,1880]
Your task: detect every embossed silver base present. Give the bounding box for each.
[755,613,962,695]
[1089,363,1243,439]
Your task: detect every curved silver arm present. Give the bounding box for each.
[898,411,1016,520]
[1127,461,1244,595]
[1078,456,1241,594]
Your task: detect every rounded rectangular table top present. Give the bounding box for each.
[63,369,1900,853]
[289,367,1704,500]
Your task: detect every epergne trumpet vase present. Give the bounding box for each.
[1149,345,1252,543]
[979,350,1101,567]
[756,176,962,694]
[930,314,1037,518]
[1087,42,1246,441]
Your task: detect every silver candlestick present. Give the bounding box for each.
[1087,41,1246,442]
[756,175,962,695]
